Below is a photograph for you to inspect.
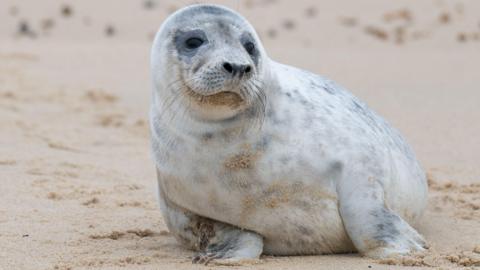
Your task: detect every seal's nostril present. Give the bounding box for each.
[223,62,233,73]
[245,66,252,73]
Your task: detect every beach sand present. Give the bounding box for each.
[1,0,479,269]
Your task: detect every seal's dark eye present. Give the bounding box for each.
[185,37,204,49]
[244,42,255,55]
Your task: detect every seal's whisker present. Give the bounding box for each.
[236,77,266,132]
[159,79,188,126]
[159,81,182,113]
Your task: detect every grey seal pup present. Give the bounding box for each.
[150,4,428,264]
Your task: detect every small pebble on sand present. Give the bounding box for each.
[18,20,36,38]
[439,13,450,24]
[105,25,116,37]
[61,5,73,17]
[305,7,317,18]
[339,16,358,27]
[143,0,156,10]
[19,21,30,34]
[282,19,295,30]
[41,18,55,31]
[9,6,19,16]
[267,28,277,38]
[457,32,467,42]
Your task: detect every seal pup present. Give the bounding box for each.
[150,4,428,264]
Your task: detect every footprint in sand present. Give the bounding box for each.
[82,197,99,206]
[84,89,118,104]
[0,91,16,99]
[364,26,389,41]
[428,173,480,220]
[383,8,413,23]
[89,229,158,240]
[116,201,143,208]
[47,140,80,152]
[47,192,63,201]
[0,159,17,166]
[97,113,125,127]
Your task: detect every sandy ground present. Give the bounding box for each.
[1,0,480,269]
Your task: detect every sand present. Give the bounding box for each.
[1,0,479,269]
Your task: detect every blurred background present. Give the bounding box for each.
[2,0,480,179]
[1,1,479,269]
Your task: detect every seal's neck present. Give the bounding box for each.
[150,95,259,142]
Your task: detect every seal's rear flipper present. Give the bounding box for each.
[338,173,427,258]
[359,209,427,258]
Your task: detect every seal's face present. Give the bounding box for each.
[152,5,267,121]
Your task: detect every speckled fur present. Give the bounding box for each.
[150,4,428,262]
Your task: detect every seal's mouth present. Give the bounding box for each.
[184,87,246,109]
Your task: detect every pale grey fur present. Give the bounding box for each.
[150,4,428,264]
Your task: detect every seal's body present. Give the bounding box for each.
[150,4,427,263]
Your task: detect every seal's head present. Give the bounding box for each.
[151,4,267,122]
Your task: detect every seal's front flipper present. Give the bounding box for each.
[161,199,263,264]
[192,225,263,265]
[338,175,427,258]
[157,169,263,264]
